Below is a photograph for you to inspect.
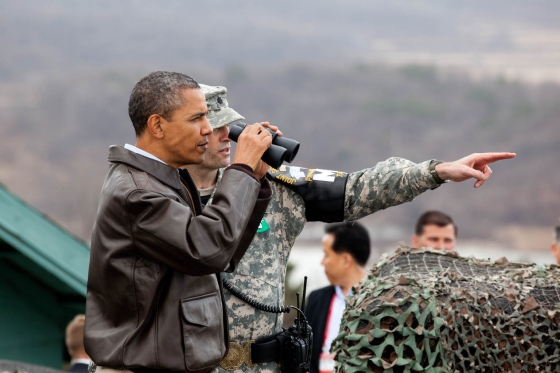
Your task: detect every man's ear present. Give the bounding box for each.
[146,114,164,139]
[412,235,419,248]
[342,252,354,267]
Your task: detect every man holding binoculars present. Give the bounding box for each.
[84,72,273,373]
[184,84,516,373]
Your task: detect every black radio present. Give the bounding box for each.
[276,320,312,373]
[223,276,313,373]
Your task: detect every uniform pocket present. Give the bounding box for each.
[180,292,226,372]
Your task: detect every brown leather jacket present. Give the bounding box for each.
[84,146,271,373]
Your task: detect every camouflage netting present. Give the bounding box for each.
[332,246,560,373]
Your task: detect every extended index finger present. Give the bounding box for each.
[474,152,516,165]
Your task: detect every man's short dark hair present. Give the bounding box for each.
[128,71,200,136]
[66,314,86,357]
[415,210,457,237]
[325,221,370,266]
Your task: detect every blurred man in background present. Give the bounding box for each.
[65,314,90,373]
[550,221,560,264]
[184,84,515,373]
[412,210,457,251]
[304,222,371,373]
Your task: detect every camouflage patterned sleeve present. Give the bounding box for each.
[344,158,439,220]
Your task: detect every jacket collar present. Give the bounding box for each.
[108,145,183,190]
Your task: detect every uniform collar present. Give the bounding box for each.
[204,168,224,205]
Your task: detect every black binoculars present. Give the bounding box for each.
[228,122,300,169]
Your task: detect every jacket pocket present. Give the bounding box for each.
[180,292,226,372]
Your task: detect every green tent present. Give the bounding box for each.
[0,182,90,369]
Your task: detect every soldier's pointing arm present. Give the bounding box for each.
[342,152,516,220]
[267,159,439,223]
[343,158,438,221]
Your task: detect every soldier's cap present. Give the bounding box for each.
[199,84,244,129]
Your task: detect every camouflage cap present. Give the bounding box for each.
[199,84,245,129]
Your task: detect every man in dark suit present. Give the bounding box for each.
[304,222,371,373]
[65,314,91,373]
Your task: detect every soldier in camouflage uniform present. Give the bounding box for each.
[183,84,516,373]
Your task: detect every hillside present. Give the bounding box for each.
[0,64,558,244]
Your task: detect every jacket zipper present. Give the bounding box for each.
[180,180,197,216]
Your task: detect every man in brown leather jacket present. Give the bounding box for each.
[84,71,273,373]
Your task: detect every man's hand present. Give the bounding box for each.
[262,122,283,137]
[242,122,282,180]
[435,152,516,188]
[253,160,269,180]
[231,122,273,174]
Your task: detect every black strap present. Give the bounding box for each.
[251,337,282,363]
[266,166,347,222]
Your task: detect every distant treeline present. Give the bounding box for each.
[0,63,559,242]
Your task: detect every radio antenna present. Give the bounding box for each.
[301,276,308,314]
[295,292,301,332]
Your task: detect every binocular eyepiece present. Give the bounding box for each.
[228,122,300,169]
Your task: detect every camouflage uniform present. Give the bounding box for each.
[199,84,440,373]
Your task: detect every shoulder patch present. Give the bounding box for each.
[267,165,348,222]
[268,166,347,185]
